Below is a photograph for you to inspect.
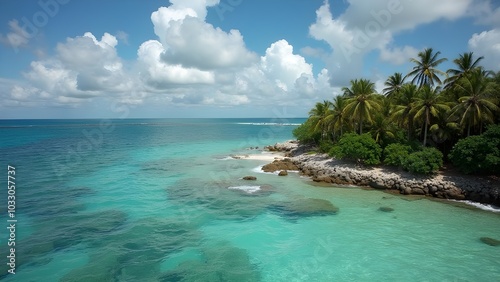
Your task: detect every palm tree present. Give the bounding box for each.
[448,69,499,136]
[411,86,451,146]
[429,110,460,156]
[383,72,406,100]
[342,79,381,134]
[378,95,392,117]
[445,52,484,89]
[328,95,348,140]
[308,100,333,140]
[490,71,500,123]
[370,113,396,145]
[408,48,447,88]
[391,84,419,140]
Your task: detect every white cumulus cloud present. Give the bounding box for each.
[261,40,314,92]
[468,28,500,71]
[3,0,336,113]
[159,17,257,70]
[18,32,137,106]
[137,39,215,87]
[309,0,474,86]
[151,2,257,70]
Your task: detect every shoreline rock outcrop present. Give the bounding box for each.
[265,141,500,206]
[278,170,288,176]
[261,158,299,173]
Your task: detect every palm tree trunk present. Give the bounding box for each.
[408,117,413,140]
[423,121,428,146]
[423,109,429,146]
[408,119,413,141]
[360,119,363,134]
[467,124,471,137]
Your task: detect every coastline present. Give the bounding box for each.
[261,140,500,207]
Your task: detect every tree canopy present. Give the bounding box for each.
[294,48,500,175]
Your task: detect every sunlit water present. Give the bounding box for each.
[0,119,499,281]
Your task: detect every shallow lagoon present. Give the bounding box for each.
[1,119,499,281]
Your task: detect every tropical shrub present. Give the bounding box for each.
[403,147,443,174]
[383,143,412,167]
[449,125,500,174]
[319,140,335,153]
[329,133,382,165]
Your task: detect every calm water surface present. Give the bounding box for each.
[0,118,499,281]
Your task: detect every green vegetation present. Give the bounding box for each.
[449,125,500,174]
[403,147,443,174]
[292,119,320,144]
[293,49,500,175]
[329,133,382,165]
[383,143,412,167]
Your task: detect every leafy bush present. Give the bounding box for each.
[293,119,320,144]
[449,125,500,174]
[403,147,443,174]
[329,133,381,165]
[319,140,335,153]
[383,143,412,167]
[484,124,500,139]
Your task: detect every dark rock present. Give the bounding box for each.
[412,188,426,195]
[369,181,388,190]
[422,186,429,194]
[278,170,288,176]
[262,158,299,172]
[429,185,438,193]
[446,188,465,200]
[378,207,394,212]
[265,145,277,152]
[242,176,257,181]
[480,237,500,246]
[323,176,333,183]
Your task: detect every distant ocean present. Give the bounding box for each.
[1,118,499,281]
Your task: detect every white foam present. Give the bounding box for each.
[215,156,236,161]
[450,200,500,213]
[251,166,299,175]
[228,186,261,194]
[236,153,282,161]
[252,166,279,175]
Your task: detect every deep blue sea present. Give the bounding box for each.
[1,118,499,281]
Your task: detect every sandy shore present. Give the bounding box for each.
[232,152,285,161]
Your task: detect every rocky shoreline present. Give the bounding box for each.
[264,140,500,207]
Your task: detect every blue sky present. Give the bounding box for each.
[1,0,499,119]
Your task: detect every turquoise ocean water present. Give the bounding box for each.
[0,118,499,281]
